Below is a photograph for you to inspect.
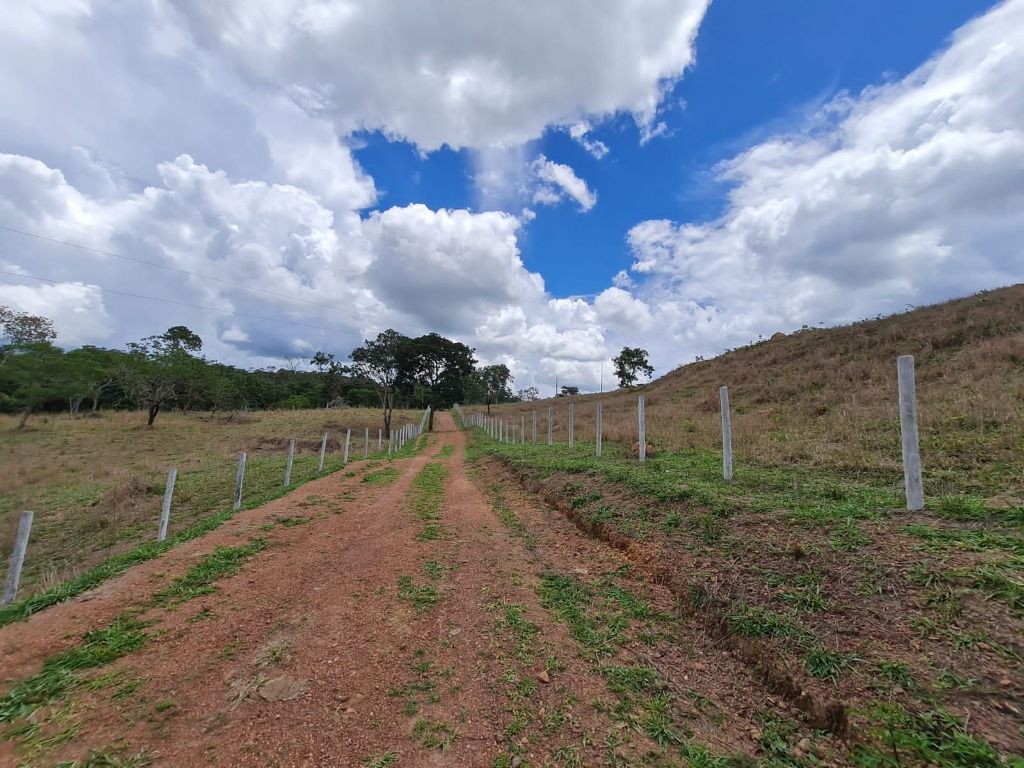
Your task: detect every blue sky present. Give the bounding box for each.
[354,1,997,297]
[1,0,1021,390]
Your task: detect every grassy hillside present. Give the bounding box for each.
[496,284,1024,496]
[466,285,1024,764]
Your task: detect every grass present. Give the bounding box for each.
[0,613,149,724]
[411,718,456,750]
[397,575,439,612]
[0,407,418,605]
[363,467,401,486]
[407,462,448,540]
[469,422,1024,765]
[477,284,1024,496]
[155,539,267,605]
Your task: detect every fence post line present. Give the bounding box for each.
[284,439,296,485]
[638,395,647,464]
[532,411,537,443]
[1,511,34,608]
[720,386,733,481]
[547,407,553,446]
[364,428,369,458]
[157,468,177,542]
[378,429,383,451]
[343,429,352,465]
[596,401,603,458]
[568,403,575,448]
[234,452,246,509]
[897,355,924,510]
[318,432,329,472]
[521,413,526,445]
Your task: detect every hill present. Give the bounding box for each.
[530,283,1024,496]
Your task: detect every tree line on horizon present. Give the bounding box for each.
[0,305,654,433]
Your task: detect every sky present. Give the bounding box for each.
[1,0,1021,395]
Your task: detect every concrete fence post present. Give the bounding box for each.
[378,429,383,451]
[547,407,553,446]
[284,439,296,485]
[157,468,177,542]
[318,432,329,472]
[1,511,33,608]
[596,401,603,458]
[234,452,246,509]
[364,427,369,458]
[521,413,526,445]
[343,429,352,464]
[532,411,537,443]
[638,395,647,464]
[897,355,925,511]
[720,386,733,481]
[568,403,575,448]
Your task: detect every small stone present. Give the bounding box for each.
[797,737,811,753]
[511,757,523,767]
[537,670,551,684]
[999,676,1013,688]
[259,676,308,702]
[749,728,762,742]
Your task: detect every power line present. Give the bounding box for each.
[0,223,363,319]
[0,268,364,338]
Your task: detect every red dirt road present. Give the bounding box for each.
[2,412,808,767]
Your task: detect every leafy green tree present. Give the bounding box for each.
[0,342,72,428]
[612,347,654,388]
[123,326,205,426]
[474,364,514,413]
[558,385,579,397]
[1,305,56,364]
[349,329,410,437]
[64,346,126,414]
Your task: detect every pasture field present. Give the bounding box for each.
[0,407,415,603]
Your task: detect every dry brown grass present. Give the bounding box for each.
[0,407,417,596]
[477,284,1024,495]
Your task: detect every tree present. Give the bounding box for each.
[123,326,205,426]
[612,347,654,388]
[476,364,514,413]
[0,342,72,428]
[405,333,477,425]
[349,329,410,437]
[517,386,540,402]
[1,305,56,364]
[64,346,125,414]
[558,385,579,397]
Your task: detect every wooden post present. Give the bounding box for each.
[568,403,575,448]
[596,401,603,458]
[284,439,295,485]
[638,395,647,464]
[898,355,924,510]
[547,407,553,446]
[157,468,177,542]
[343,429,352,464]
[720,386,733,481]
[532,411,537,443]
[2,511,34,608]
[234,452,246,509]
[318,432,329,472]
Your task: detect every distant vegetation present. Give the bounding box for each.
[0,307,523,430]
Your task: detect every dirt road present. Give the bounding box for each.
[1,413,800,767]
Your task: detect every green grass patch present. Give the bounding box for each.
[363,467,401,486]
[155,539,266,605]
[0,614,148,724]
[397,575,439,612]
[407,462,448,540]
[412,718,456,750]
